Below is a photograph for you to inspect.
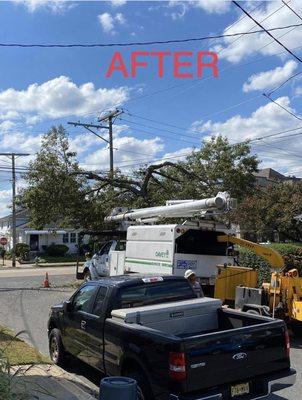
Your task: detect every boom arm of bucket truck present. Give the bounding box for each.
[105,192,237,223]
[217,235,284,271]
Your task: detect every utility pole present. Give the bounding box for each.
[0,153,30,267]
[68,108,123,178]
[108,116,114,176]
[11,154,16,268]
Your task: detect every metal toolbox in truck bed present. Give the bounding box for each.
[111,297,222,335]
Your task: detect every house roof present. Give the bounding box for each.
[0,209,29,222]
[254,168,285,181]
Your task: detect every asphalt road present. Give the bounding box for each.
[0,271,75,354]
[0,269,300,399]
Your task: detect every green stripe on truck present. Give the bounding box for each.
[125,258,172,268]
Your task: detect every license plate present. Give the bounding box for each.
[231,382,250,397]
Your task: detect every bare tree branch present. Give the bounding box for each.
[74,161,199,198]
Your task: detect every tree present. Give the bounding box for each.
[19,126,92,229]
[83,136,259,208]
[180,136,259,200]
[235,183,302,242]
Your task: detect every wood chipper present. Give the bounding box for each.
[214,235,302,334]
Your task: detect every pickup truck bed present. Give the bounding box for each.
[107,298,294,398]
[48,275,296,400]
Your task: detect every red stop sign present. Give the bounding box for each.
[0,237,8,246]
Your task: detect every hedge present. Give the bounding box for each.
[42,244,69,257]
[238,243,302,287]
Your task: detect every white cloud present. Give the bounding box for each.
[0,131,42,153]
[0,76,129,124]
[13,0,74,13]
[243,60,298,93]
[167,0,230,19]
[191,0,230,14]
[0,189,12,218]
[192,96,302,175]
[214,0,302,63]
[110,0,127,7]
[82,135,164,171]
[0,121,16,131]
[160,147,193,162]
[98,12,127,35]
[98,12,115,34]
[115,12,126,25]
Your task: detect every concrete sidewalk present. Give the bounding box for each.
[12,364,99,400]
[2,260,83,269]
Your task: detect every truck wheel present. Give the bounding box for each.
[127,371,153,400]
[49,328,68,367]
[84,270,92,282]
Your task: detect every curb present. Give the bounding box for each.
[12,364,99,399]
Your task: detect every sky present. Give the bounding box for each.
[1,0,302,216]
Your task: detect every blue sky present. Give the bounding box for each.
[0,0,302,216]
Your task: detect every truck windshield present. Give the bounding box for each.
[116,280,196,309]
[175,230,227,256]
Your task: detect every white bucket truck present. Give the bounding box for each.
[80,192,237,289]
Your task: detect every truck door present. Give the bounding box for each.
[93,241,114,276]
[79,286,108,371]
[63,283,97,361]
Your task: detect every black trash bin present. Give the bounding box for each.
[99,376,137,400]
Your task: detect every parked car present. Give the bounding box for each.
[48,275,296,400]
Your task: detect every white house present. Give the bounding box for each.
[0,210,81,254]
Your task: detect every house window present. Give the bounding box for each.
[63,233,69,243]
[70,233,76,243]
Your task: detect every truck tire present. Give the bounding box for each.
[127,371,153,400]
[49,328,68,367]
[84,270,92,282]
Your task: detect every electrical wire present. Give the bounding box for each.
[232,1,302,63]
[267,70,302,96]
[263,93,302,121]
[1,24,301,48]
[282,0,302,22]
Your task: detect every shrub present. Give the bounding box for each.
[238,243,302,286]
[43,244,69,257]
[15,243,30,260]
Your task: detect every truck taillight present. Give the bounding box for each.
[285,329,290,358]
[169,352,186,381]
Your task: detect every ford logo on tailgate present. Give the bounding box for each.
[233,352,247,361]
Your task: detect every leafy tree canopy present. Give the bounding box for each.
[235,183,302,242]
[19,126,92,229]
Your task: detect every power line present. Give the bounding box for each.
[1,24,301,48]
[262,93,302,121]
[117,119,201,145]
[282,0,302,22]
[221,1,288,52]
[267,70,302,96]
[232,1,302,63]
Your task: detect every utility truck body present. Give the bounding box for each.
[124,223,233,285]
[79,192,236,286]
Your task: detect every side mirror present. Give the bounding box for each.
[63,301,72,313]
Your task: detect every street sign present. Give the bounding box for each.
[0,237,8,246]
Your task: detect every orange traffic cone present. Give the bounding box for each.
[43,272,50,288]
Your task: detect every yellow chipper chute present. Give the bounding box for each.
[215,234,284,307]
[215,235,302,331]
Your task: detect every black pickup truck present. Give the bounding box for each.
[47,275,296,400]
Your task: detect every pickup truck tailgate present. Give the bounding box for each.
[184,319,289,393]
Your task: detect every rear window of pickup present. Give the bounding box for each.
[116,280,196,308]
